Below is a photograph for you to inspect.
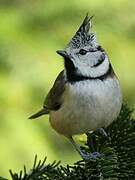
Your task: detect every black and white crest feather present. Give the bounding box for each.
[68,14,94,49]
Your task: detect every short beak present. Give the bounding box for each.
[56,50,70,59]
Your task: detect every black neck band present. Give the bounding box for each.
[64,57,112,83]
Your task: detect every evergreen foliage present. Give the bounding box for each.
[1,104,135,180]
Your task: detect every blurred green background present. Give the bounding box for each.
[0,0,135,178]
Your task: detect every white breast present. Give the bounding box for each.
[49,77,122,137]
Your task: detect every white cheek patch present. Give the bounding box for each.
[76,55,110,78]
[91,57,110,77]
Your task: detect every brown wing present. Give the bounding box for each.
[29,70,66,119]
[44,70,66,111]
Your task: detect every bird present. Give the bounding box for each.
[29,14,122,160]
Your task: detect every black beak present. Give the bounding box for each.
[56,50,70,59]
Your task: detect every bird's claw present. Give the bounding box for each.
[95,128,111,141]
[80,151,102,161]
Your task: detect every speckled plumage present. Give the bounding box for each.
[68,15,94,49]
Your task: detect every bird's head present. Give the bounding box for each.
[57,14,110,81]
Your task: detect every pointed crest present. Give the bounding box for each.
[68,14,94,49]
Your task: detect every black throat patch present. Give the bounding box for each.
[64,57,113,83]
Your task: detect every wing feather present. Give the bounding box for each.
[29,70,66,119]
[44,70,66,110]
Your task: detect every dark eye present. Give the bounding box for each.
[79,49,87,55]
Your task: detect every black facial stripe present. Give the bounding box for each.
[92,59,104,67]
[92,53,105,67]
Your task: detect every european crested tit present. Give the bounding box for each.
[29,15,122,160]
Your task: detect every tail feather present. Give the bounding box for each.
[29,108,49,119]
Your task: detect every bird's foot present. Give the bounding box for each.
[68,136,103,161]
[95,128,111,141]
[80,150,102,161]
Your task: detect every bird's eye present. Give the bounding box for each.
[79,49,87,55]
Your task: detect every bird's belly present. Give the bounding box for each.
[50,78,122,136]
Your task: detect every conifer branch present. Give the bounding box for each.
[1,104,135,179]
